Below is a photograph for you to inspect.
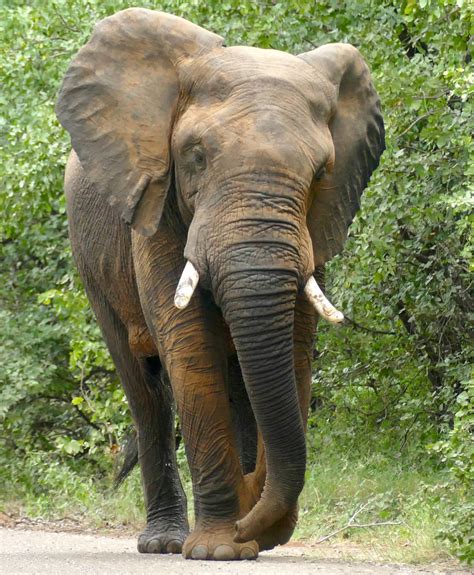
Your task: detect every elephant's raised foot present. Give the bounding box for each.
[257,506,298,551]
[183,523,258,560]
[137,524,187,554]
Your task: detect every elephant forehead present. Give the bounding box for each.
[182,46,333,111]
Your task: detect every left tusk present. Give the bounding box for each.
[174,261,199,310]
[304,275,344,324]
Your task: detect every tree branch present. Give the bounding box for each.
[316,520,402,544]
[343,316,398,336]
[71,403,101,431]
[396,111,434,140]
[315,502,401,544]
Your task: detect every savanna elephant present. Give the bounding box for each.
[56,8,384,561]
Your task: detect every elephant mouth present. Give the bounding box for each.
[174,260,344,324]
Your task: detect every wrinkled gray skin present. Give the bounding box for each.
[56,9,384,561]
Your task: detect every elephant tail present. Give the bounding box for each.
[114,428,139,488]
[113,422,183,488]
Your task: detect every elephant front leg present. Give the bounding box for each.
[137,289,256,557]
[164,327,258,560]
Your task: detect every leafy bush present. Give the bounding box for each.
[429,382,474,564]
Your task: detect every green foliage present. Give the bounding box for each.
[298,448,456,563]
[428,381,474,564]
[0,0,472,564]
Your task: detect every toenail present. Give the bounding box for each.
[166,540,182,554]
[240,546,257,560]
[191,544,208,560]
[147,539,162,553]
[213,544,236,560]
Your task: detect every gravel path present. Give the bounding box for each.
[0,528,468,575]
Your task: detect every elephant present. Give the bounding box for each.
[55,8,384,561]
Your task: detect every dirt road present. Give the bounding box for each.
[0,528,467,574]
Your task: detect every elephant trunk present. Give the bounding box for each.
[183,175,312,542]
[215,264,306,543]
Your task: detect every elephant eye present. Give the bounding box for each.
[315,166,326,181]
[193,148,206,170]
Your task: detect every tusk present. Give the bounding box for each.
[304,275,344,324]
[174,261,199,310]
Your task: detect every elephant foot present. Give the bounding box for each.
[137,523,188,554]
[183,523,258,560]
[257,506,298,551]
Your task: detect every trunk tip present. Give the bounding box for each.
[234,519,252,544]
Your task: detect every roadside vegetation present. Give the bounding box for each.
[1,0,472,566]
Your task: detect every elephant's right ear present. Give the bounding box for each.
[56,9,223,236]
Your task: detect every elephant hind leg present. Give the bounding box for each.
[77,266,189,553]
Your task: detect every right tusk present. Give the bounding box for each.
[304,275,344,324]
[174,261,199,310]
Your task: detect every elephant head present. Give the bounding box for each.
[56,9,384,543]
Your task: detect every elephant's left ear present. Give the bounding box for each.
[299,44,385,266]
